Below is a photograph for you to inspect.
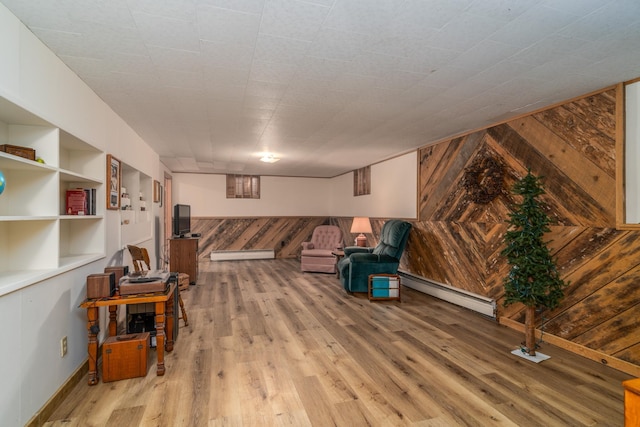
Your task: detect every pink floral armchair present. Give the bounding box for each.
[301,225,343,273]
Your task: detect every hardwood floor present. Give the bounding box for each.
[45,259,631,426]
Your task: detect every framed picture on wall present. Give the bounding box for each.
[106,154,121,210]
[153,180,161,203]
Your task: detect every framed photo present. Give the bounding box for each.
[106,154,121,210]
[153,180,161,203]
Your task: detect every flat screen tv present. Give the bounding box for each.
[173,204,191,237]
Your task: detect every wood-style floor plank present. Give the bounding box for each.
[45,259,632,426]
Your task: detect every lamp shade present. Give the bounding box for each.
[350,217,372,234]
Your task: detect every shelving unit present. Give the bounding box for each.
[121,162,152,246]
[0,96,105,296]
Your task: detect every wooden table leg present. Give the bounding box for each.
[165,288,175,352]
[86,306,99,385]
[154,301,166,376]
[108,305,118,336]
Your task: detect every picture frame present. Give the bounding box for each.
[106,154,121,210]
[159,184,163,207]
[153,180,161,203]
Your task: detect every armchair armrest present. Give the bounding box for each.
[344,246,373,256]
[301,242,314,250]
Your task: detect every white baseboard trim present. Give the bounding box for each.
[210,249,275,261]
[398,269,496,318]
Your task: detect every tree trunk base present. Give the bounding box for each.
[511,348,550,363]
[524,305,537,356]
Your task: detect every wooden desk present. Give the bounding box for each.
[79,282,176,385]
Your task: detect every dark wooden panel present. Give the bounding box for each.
[489,123,613,227]
[533,106,615,178]
[578,303,640,360]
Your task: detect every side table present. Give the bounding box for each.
[331,249,345,278]
[79,281,176,385]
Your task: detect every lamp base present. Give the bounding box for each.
[356,234,367,247]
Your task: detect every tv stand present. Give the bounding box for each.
[169,237,199,285]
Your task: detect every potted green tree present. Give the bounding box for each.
[501,170,566,357]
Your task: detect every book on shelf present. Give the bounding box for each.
[85,188,96,215]
[65,188,96,215]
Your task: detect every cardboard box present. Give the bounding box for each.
[102,333,149,382]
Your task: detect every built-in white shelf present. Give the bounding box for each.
[120,163,152,246]
[0,94,106,293]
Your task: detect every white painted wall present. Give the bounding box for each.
[330,152,418,219]
[172,151,417,219]
[0,5,161,426]
[173,174,332,217]
[626,81,640,223]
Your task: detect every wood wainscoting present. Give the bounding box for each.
[191,217,330,261]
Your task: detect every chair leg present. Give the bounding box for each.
[178,293,188,326]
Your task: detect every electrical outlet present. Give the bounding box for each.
[60,336,67,357]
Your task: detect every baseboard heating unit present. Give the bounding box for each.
[210,249,275,262]
[397,270,496,318]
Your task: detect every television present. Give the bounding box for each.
[172,204,191,237]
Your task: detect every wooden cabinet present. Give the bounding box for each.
[0,96,104,296]
[169,238,198,285]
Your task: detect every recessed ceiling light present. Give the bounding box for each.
[260,154,280,163]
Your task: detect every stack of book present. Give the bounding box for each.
[65,188,97,215]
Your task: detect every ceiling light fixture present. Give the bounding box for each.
[260,153,280,163]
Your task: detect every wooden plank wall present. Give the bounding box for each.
[412,87,640,368]
[191,217,330,260]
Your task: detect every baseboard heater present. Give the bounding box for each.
[397,270,496,318]
[210,249,275,261]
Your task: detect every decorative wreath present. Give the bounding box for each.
[463,156,504,204]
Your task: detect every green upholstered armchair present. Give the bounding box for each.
[338,220,412,293]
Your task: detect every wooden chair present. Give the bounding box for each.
[127,245,188,326]
[127,245,151,273]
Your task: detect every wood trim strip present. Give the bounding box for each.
[616,82,626,228]
[25,360,89,427]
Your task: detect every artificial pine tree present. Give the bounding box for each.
[501,170,566,356]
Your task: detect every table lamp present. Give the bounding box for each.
[351,217,372,247]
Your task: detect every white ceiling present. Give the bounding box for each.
[3,0,640,177]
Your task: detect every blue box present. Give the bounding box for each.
[368,275,400,300]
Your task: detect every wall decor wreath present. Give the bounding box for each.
[463,156,504,204]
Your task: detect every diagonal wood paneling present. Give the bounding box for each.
[412,87,640,368]
[191,217,330,260]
